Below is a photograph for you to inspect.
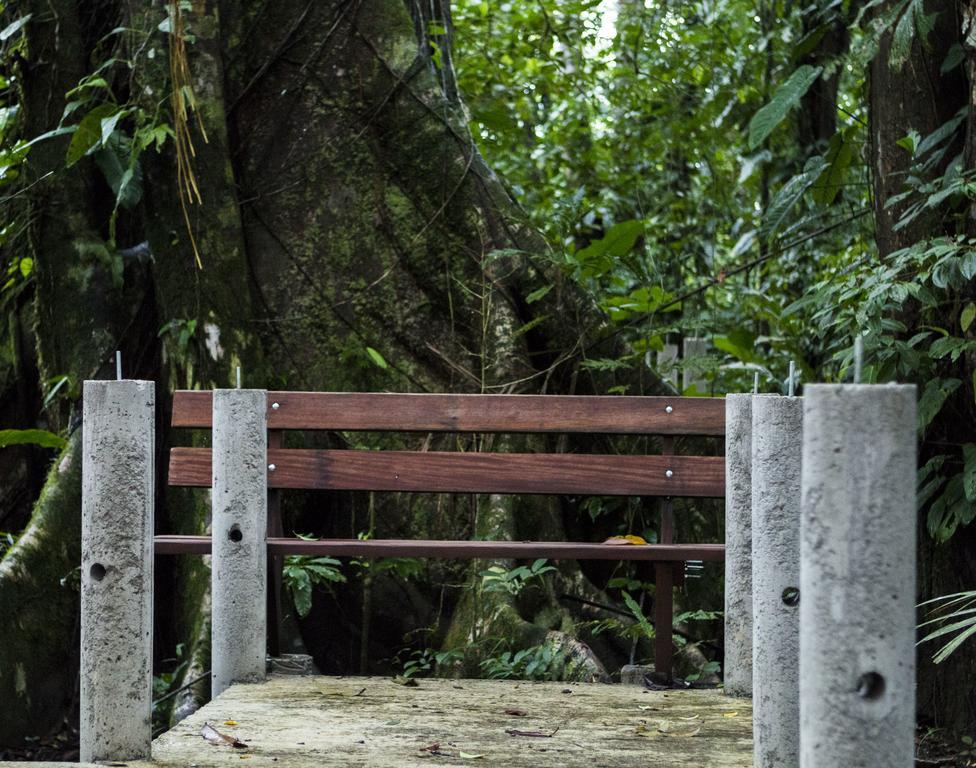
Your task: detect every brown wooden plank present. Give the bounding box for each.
[154,535,725,561]
[169,448,725,497]
[171,391,725,435]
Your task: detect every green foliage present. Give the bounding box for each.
[479,643,567,681]
[283,554,346,618]
[399,647,464,679]
[748,65,822,150]
[479,558,555,596]
[453,0,976,545]
[621,591,655,641]
[919,591,976,664]
[0,429,66,450]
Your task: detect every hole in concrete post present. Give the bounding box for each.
[781,587,800,606]
[857,672,885,700]
[90,563,106,581]
[228,525,243,543]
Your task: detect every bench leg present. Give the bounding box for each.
[653,562,674,683]
[267,430,283,658]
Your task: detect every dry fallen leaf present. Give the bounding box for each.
[656,720,702,737]
[460,752,485,759]
[723,711,738,718]
[224,720,238,726]
[393,675,418,687]
[603,534,648,545]
[505,728,559,738]
[504,708,528,717]
[201,722,247,749]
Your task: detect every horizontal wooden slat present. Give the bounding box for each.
[171,391,725,435]
[169,448,725,497]
[154,535,725,561]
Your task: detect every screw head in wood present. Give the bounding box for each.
[665,405,673,414]
[268,463,277,472]
[665,469,674,478]
[271,402,280,410]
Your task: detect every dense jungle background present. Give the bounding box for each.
[1,0,975,759]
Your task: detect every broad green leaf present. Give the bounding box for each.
[100,112,123,147]
[963,444,976,502]
[763,156,828,238]
[575,220,644,277]
[889,0,919,69]
[66,104,119,166]
[365,346,388,369]
[94,137,143,210]
[748,65,822,150]
[812,128,855,206]
[896,130,920,154]
[961,251,976,281]
[0,429,67,450]
[0,15,32,41]
[917,378,961,431]
[961,303,975,333]
[941,43,965,73]
[713,327,757,363]
[930,336,970,361]
[18,257,33,278]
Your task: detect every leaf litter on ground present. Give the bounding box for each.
[200,722,248,748]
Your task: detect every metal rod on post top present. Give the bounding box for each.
[115,351,122,381]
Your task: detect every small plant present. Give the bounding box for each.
[685,660,722,682]
[399,647,464,679]
[283,554,346,618]
[152,643,189,700]
[479,643,567,681]
[622,591,655,640]
[918,590,976,663]
[480,558,555,596]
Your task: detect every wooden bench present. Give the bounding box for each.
[156,391,726,682]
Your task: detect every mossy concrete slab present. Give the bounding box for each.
[137,676,752,767]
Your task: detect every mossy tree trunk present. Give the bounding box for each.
[0,0,642,743]
[869,0,976,734]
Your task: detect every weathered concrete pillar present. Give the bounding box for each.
[682,337,710,393]
[724,394,753,697]
[799,384,916,768]
[212,389,268,696]
[752,394,802,767]
[81,380,155,762]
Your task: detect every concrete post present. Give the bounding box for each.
[682,337,710,393]
[751,394,802,768]
[724,394,753,697]
[212,389,268,696]
[799,385,916,768]
[81,380,155,762]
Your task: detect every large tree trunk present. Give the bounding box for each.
[0,0,622,742]
[869,0,976,736]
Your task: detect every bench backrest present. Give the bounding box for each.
[160,390,727,681]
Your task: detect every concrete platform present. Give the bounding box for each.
[134,675,752,767]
